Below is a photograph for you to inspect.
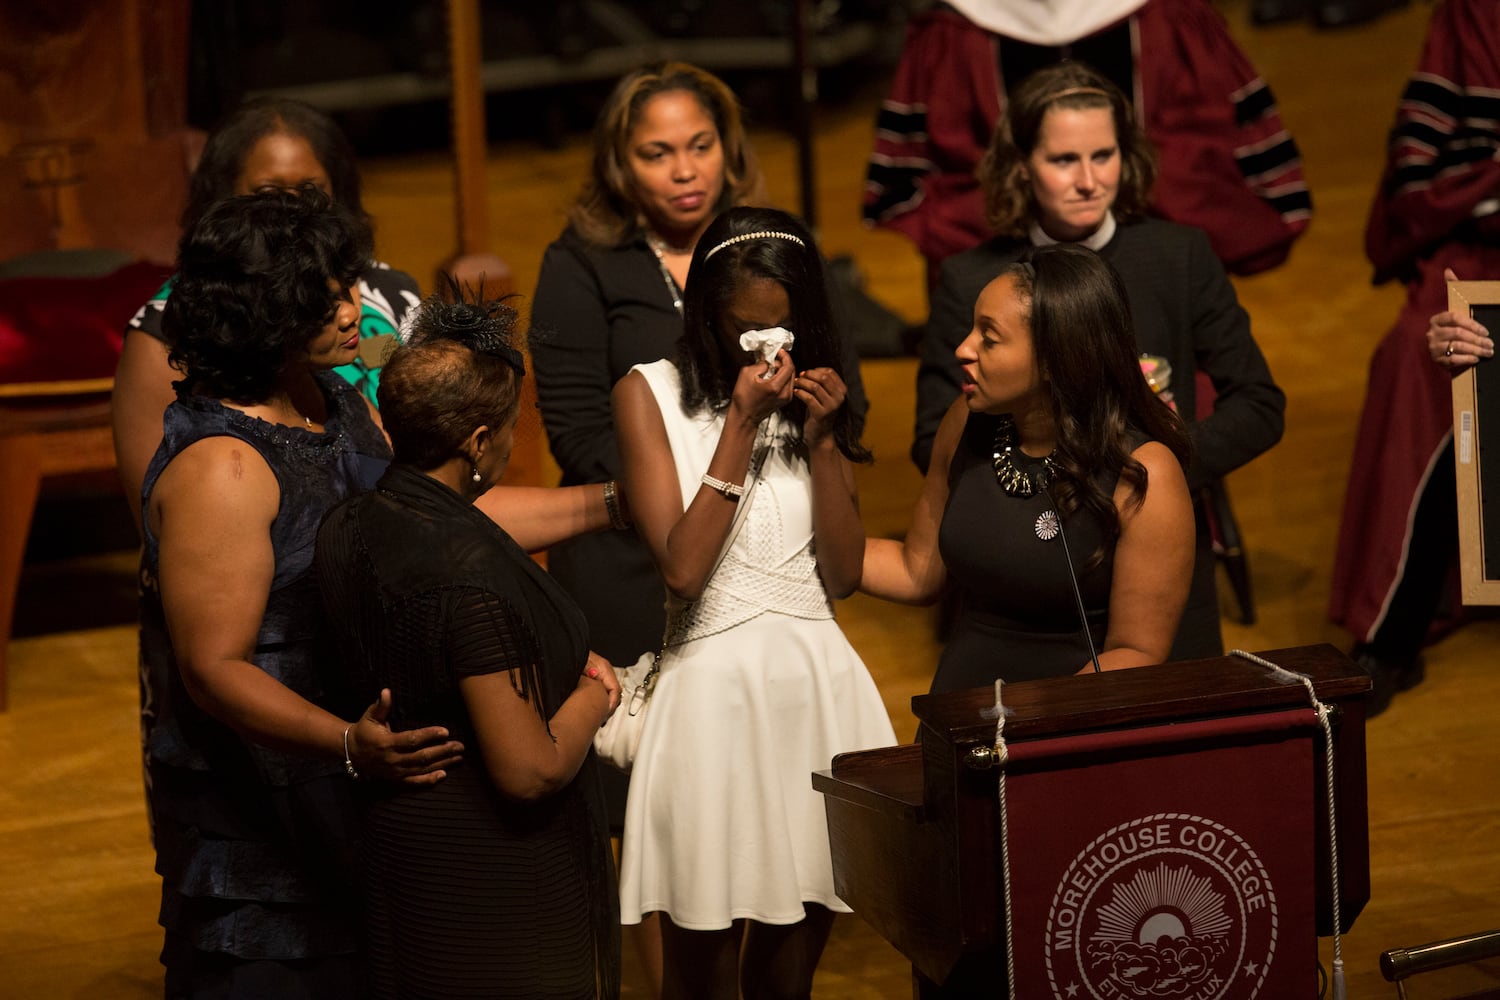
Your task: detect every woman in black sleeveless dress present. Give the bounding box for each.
[863,243,1196,691]
[912,62,1286,663]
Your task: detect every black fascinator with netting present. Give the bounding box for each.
[403,273,526,376]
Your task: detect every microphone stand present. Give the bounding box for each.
[1044,481,1103,674]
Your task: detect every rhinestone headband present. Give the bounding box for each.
[1042,86,1112,106]
[703,230,806,261]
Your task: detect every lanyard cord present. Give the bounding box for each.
[1231,648,1346,1000]
[990,678,1018,999]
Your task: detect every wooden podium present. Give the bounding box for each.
[814,645,1370,999]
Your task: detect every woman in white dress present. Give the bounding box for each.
[612,207,896,1000]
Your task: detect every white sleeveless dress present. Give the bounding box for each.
[618,360,897,929]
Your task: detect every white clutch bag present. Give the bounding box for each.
[593,444,761,771]
[592,651,660,771]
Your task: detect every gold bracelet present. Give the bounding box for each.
[700,473,746,501]
[603,479,631,531]
[342,725,360,780]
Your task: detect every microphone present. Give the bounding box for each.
[1041,480,1103,674]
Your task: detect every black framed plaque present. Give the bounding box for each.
[1448,281,1500,604]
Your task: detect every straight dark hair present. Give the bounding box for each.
[183,96,371,244]
[1008,243,1190,563]
[677,207,869,463]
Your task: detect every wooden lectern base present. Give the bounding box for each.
[815,645,1371,999]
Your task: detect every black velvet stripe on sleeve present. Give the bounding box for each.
[864,161,929,221]
[1266,189,1314,217]
[1388,85,1500,191]
[1401,76,1463,118]
[1233,80,1276,126]
[1236,136,1303,182]
[873,104,928,137]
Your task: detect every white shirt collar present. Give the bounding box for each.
[944,0,1148,46]
[1028,211,1117,252]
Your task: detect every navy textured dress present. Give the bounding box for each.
[139,371,390,997]
[933,411,1131,693]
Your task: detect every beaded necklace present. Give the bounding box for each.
[991,414,1057,498]
[646,234,686,315]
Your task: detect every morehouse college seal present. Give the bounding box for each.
[1043,813,1278,999]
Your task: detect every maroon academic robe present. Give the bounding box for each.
[863,0,1312,281]
[1329,0,1500,642]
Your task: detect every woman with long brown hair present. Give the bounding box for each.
[912,60,1284,662]
[530,61,776,684]
[532,64,812,992]
[868,243,1195,691]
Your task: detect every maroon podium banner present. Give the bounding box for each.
[1000,708,1318,1000]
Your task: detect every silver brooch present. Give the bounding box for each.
[1035,510,1060,541]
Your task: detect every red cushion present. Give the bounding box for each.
[0,261,174,385]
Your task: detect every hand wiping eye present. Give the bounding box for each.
[739,326,794,379]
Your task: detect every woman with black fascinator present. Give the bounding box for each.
[316,285,624,1000]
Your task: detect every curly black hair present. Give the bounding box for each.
[678,207,869,463]
[162,185,372,404]
[182,96,372,244]
[378,276,527,470]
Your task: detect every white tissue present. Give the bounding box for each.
[739,326,794,366]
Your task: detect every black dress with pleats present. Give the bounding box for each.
[316,465,619,1000]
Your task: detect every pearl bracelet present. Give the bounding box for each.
[701,473,746,500]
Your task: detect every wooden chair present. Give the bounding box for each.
[1194,369,1257,625]
[0,378,118,710]
[1203,477,1255,625]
